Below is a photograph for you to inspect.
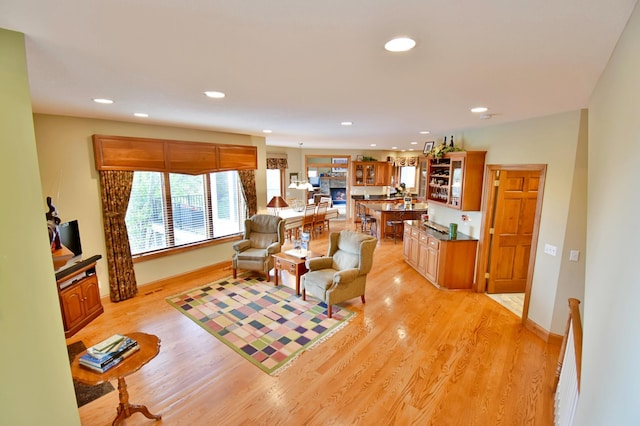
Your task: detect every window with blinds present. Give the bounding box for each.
[126,170,246,255]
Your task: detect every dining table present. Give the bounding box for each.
[277,205,339,237]
[364,202,429,241]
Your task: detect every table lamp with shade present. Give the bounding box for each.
[267,196,289,216]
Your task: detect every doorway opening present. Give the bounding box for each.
[476,165,547,322]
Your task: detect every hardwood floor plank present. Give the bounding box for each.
[71,219,558,425]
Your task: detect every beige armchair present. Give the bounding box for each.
[302,230,377,318]
[232,214,285,282]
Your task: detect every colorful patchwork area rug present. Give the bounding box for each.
[166,275,354,375]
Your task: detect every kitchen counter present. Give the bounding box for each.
[351,195,406,201]
[363,203,429,212]
[403,220,477,242]
[403,221,478,290]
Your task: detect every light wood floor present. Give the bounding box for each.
[70,220,559,425]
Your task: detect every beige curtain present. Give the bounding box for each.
[99,170,138,302]
[238,170,257,217]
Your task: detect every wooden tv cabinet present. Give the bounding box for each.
[55,255,103,338]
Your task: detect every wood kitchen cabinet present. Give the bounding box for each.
[403,221,478,290]
[426,151,486,211]
[352,161,390,186]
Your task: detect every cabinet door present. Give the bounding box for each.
[425,237,440,284]
[354,163,365,185]
[82,275,102,317]
[417,233,429,275]
[418,158,428,200]
[374,163,389,186]
[402,227,412,259]
[365,164,376,185]
[60,286,86,331]
[449,158,464,208]
[409,232,420,266]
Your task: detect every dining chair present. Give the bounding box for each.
[313,202,329,235]
[300,204,316,238]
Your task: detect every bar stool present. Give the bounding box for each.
[385,210,404,244]
[357,202,373,233]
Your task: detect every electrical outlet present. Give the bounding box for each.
[570,250,580,262]
[544,243,557,256]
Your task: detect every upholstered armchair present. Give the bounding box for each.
[232,214,285,282]
[302,230,377,318]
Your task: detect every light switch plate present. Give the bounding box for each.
[570,250,580,262]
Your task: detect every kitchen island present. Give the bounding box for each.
[363,203,428,241]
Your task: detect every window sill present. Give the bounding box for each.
[132,234,242,263]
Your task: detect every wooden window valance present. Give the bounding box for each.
[93,134,258,175]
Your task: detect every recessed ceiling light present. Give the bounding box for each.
[341,121,353,126]
[93,98,114,104]
[263,129,272,133]
[384,37,416,52]
[204,91,225,99]
[392,146,398,149]
[410,141,418,145]
[471,106,488,113]
[419,130,430,134]
[133,112,148,118]
[370,144,377,147]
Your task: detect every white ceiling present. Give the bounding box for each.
[1,0,636,151]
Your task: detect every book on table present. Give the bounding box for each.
[79,334,139,373]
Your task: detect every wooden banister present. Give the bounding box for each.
[554,298,583,392]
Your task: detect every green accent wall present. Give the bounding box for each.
[0,28,80,425]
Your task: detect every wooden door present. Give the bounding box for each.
[487,170,540,293]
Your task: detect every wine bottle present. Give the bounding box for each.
[443,136,447,146]
[450,135,454,147]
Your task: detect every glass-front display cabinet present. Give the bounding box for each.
[426,151,486,211]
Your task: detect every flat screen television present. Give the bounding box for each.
[59,219,82,257]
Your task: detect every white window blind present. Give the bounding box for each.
[126,170,246,255]
[266,169,282,202]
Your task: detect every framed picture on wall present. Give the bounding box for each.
[423,141,434,154]
[356,154,364,161]
[289,173,299,185]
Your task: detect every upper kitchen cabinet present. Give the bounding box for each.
[352,161,390,186]
[426,151,486,211]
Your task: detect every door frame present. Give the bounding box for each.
[475,164,547,322]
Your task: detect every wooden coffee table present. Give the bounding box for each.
[70,332,161,426]
[273,251,321,295]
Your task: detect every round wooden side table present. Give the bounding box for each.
[70,331,161,426]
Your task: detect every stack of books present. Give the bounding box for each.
[79,334,139,373]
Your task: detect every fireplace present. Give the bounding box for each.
[330,188,347,205]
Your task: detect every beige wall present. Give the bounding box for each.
[427,110,586,333]
[0,29,80,425]
[34,114,267,292]
[578,1,640,424]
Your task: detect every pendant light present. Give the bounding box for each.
[289,143,314,190]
